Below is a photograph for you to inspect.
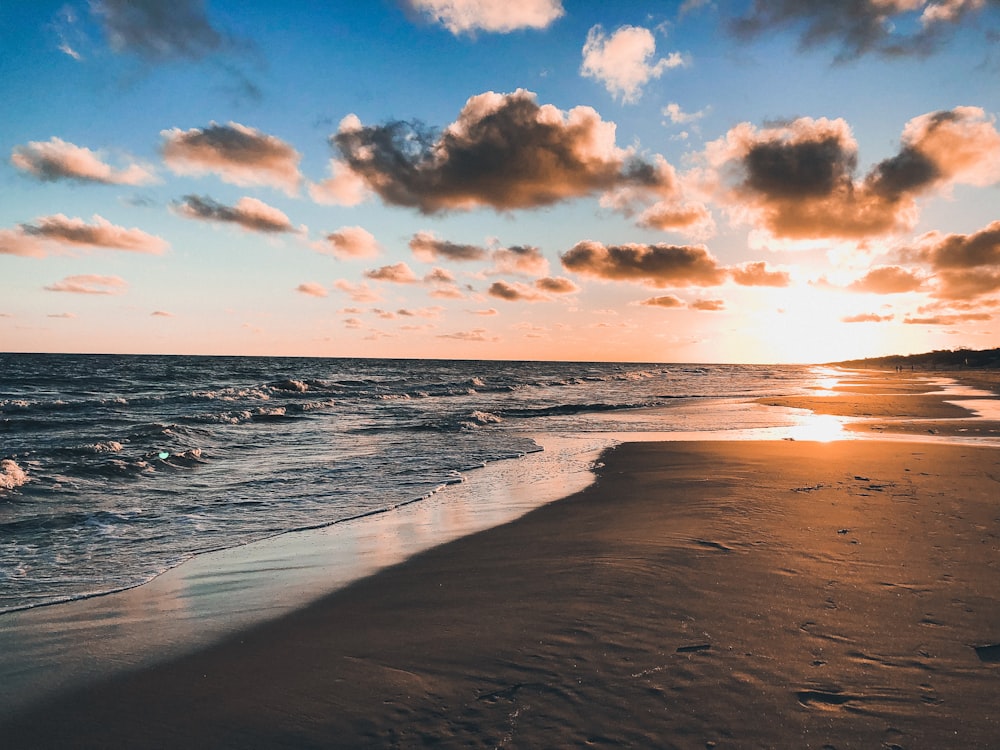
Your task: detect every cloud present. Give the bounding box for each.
[846,265,925,293]
[690,298,725,311]
[44,274,128,295]
[842,312,895,323]
[637,200,715,237]
[640,294,685,308]
[323,226,380,259]
[330,89,674,213]
[161,122,302,195]
[729,261,791,287]
[535,276,579,294]
[92,0,224,61]
[404,0,564,34]
[560,240,727,287]
[904,312,992,325]
[437,328,500,342]
[334,279,381,303]
[1,214,168,257]
[488,280,547,301]
[296,282,328,297]
[410,231,488,262]
[364,262,420,283]
[707,107,1000,241]
[663,103,710,125]
[308,147,371,205]
[581,25,686,103]
[47,313,77,319]
[424,267,457,284]
[472,307,499,315]
[906,220,1000,299]
[151,310,174,317]
[488,245,549,276]
[11,137,156,185]
[729,0,998,60]
[173,195,298,233]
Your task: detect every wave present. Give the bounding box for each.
[0,459,29,492]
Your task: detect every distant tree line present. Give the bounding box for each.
[831,347,1000,370]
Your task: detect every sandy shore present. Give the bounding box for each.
[3,435,1000,748]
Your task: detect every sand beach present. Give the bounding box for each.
[2,369,1000,748]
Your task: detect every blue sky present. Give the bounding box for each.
[2,0,1000,362]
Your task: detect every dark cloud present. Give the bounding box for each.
[11,137,155,185]
[161,122,302,194]
[93,0,224,61]
[713,108,1000,240]
[409,231,487,262]
[488,280,547,302]
[437,328,499,342]
[2,213,168,256]
[560,241,727,287]
[846,265,925,294]
[729,261,791,287]
[730,0,1000,61]
[535,276,579,294]
[331,89,673,214]
[907,220,1000,300]
[173,195,297,233]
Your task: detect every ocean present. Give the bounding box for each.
[0,354,820,615]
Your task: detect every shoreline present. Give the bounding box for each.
[0,373,995,740]
[4,438,999,747]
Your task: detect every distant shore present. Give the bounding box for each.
[3,369,1000,747]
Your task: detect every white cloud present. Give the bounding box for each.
[406,0,564,34]
[581,25,687,103]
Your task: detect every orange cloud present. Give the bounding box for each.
[640,294,684,308]
[296,282,328,297]
[323,226,380,259]
[161,122,302,194]
[729,261,791,287]
[842,312,895,323]
[0,214,168,256]
[409,231,487,262]
[906,220,1000,299]
[11,137,156,185]
[364,262,420,284]
[437,328,500,342]
[637,200,715,238]
[405,0,564,34]
[334,279,381,302]
[44,274,128,294]
[488,280,547,301]
[904,312,992,325]
[535,276,579,294]
[846,265,925,293]
[331,89,673,213]
[174,195,298,233]
[690,298,725,311]
[708,108,1000,241]
[560,240,727,287]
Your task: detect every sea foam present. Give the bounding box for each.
[0,459,29,491]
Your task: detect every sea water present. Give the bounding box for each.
[0,354,818,614]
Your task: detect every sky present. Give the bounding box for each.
[2,0,1000,364]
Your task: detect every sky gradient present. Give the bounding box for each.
[3,0,1000,363]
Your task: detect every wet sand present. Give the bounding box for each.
[3,436,1000,748]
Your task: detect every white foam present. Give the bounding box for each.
[0,459,29,491]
